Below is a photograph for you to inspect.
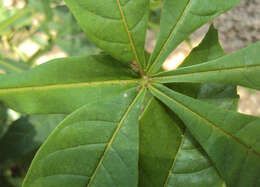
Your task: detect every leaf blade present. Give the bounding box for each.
[153,42,260,90]
[23,87,146,187]
[0,55,140,114]
[150,84,260,187]
[64,0,149,70]
[164,25,239,186]
[139,97,183,187]
[165,130,227,187]
[147,0,240,74]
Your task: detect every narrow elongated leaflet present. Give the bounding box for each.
[139,97,183,187]
[23,88,146,187]
[147,0,240,74]
[0,55,140,114]
[65,0,149,70]
[163,25,239,187]
[150,84,260,187]
[153,42,260,90]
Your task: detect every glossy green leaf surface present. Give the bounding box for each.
[0,114,66,166]
[163,26,238,187]
[165,131,225,187]
[147,0,240,74]
[65,0,149,69]
[150,84,260,187]
[0,55,140,114]
[168,25,239,110]
[139,97,183,187]
[153,42,260,90]
[23,88,146,187]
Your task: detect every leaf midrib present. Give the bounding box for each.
[152,64,260,82]
[115,0,144,73]
[150,85,260,158]
[147,0,192,74]
[87,88,145,186]
[0,79,141,93]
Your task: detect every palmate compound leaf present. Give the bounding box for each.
[153,42,260,91]
[147,0,241,74]
[22,87,146,187]
[150,84,260,187]
[64,0,149,70]
[0,55,140,114]
[139,25,239,187]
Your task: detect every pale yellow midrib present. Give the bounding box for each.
[87,88,145,186]
[115,0,144,73]
[147,0,192,74]
[0,79,140,93]
[152,64,260,82]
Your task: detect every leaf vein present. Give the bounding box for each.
[115,0,143,73]
[148,0,192,73]
[153,64,260,82]
[0,79,140,93]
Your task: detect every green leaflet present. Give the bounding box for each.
[23,87,146,187]
[147,0,240,74]
[0,114,66,166]
[139,97,183,187]
[165,131,225,187]
[64,0,149,70]
[163,26,238,187]
[168,25,239,110]
[153,42,260,90]
[150,84,260,187]
[0,55,140,114]
[164,83,238,187]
